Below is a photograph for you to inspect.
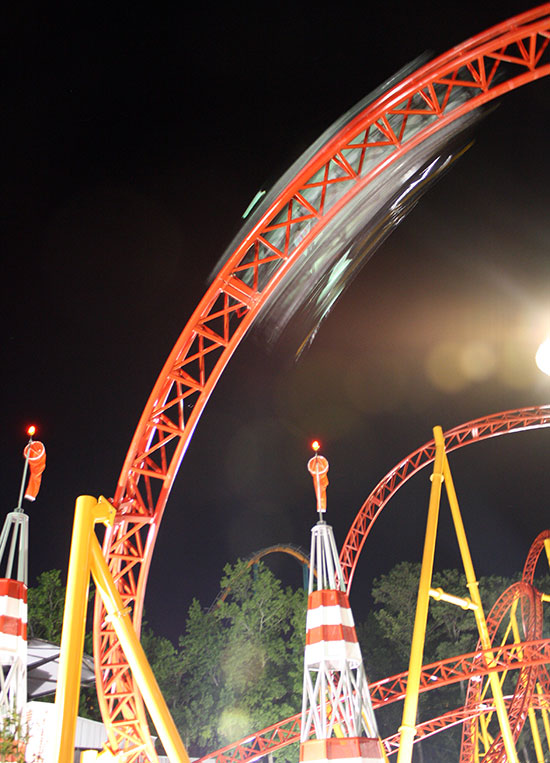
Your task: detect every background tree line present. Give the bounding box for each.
[28,561,550,762]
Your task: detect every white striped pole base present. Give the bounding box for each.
[0,578,27,656]
[305,589,361,668]
[300,737,385,763]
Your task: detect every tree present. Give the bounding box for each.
[27,569,66,642]
[176,560,307,759]
[23,562,310,760]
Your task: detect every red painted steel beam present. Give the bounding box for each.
[383,692,550,757]
[339,405,550,590]
[92,6,550,759]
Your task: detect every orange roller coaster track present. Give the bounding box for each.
[93,6,550,760]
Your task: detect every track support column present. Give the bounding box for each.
[396,426,520,763]
[396,428,445,763]
[53,495,190,763]
[439,426,519,763]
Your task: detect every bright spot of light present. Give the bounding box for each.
[536,337,550,376]
[27,425,36,437]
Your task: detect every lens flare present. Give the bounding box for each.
[536,337,550,376]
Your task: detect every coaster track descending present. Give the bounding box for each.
[92,6,550,760]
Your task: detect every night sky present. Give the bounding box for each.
[3,2,550,644]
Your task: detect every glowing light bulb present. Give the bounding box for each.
[536,337,550,376]
[311,440,320,452]
[27,425,36,437]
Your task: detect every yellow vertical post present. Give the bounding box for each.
[54,495,97,763]
[90,535,190,763]
[528,707,545,763]
[396,428,445,763]
[509,602,544,763]
[438,427,519,763]
[478,716,491,760]
[53,494,189,763]
[536,683,550,750]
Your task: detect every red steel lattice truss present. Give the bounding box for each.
[92,5,550,760]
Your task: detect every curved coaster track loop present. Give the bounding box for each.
[92,6,550,760]
[339,405,550,590]
[459,582,542,762]
[208,544,310,610]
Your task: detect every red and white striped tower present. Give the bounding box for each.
[0,579,27,716]
[300,443,386,763]
[0,427,44,719]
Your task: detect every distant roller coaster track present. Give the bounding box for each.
[208,544,310,610]
[92,5,550,760]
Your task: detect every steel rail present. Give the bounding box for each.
[383,692,550,757]
[208,544,310,610]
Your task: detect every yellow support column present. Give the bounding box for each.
[528,706,545,763]
[536,683,550,750]
[437,427,519,763]
[53,495,189,763]
[396,429,445,763]
[54,495,99,763]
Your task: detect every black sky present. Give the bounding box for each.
[2,2,550,643]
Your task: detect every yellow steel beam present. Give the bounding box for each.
[439,427,519,763]
[528,706,545,763]
[54,495,108,763]
[396,426,519,763]
[536,683,550,751]
[544,538,550,569]
[396,427,445,763]
[54,495,189,763]
[428,587,476,610]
